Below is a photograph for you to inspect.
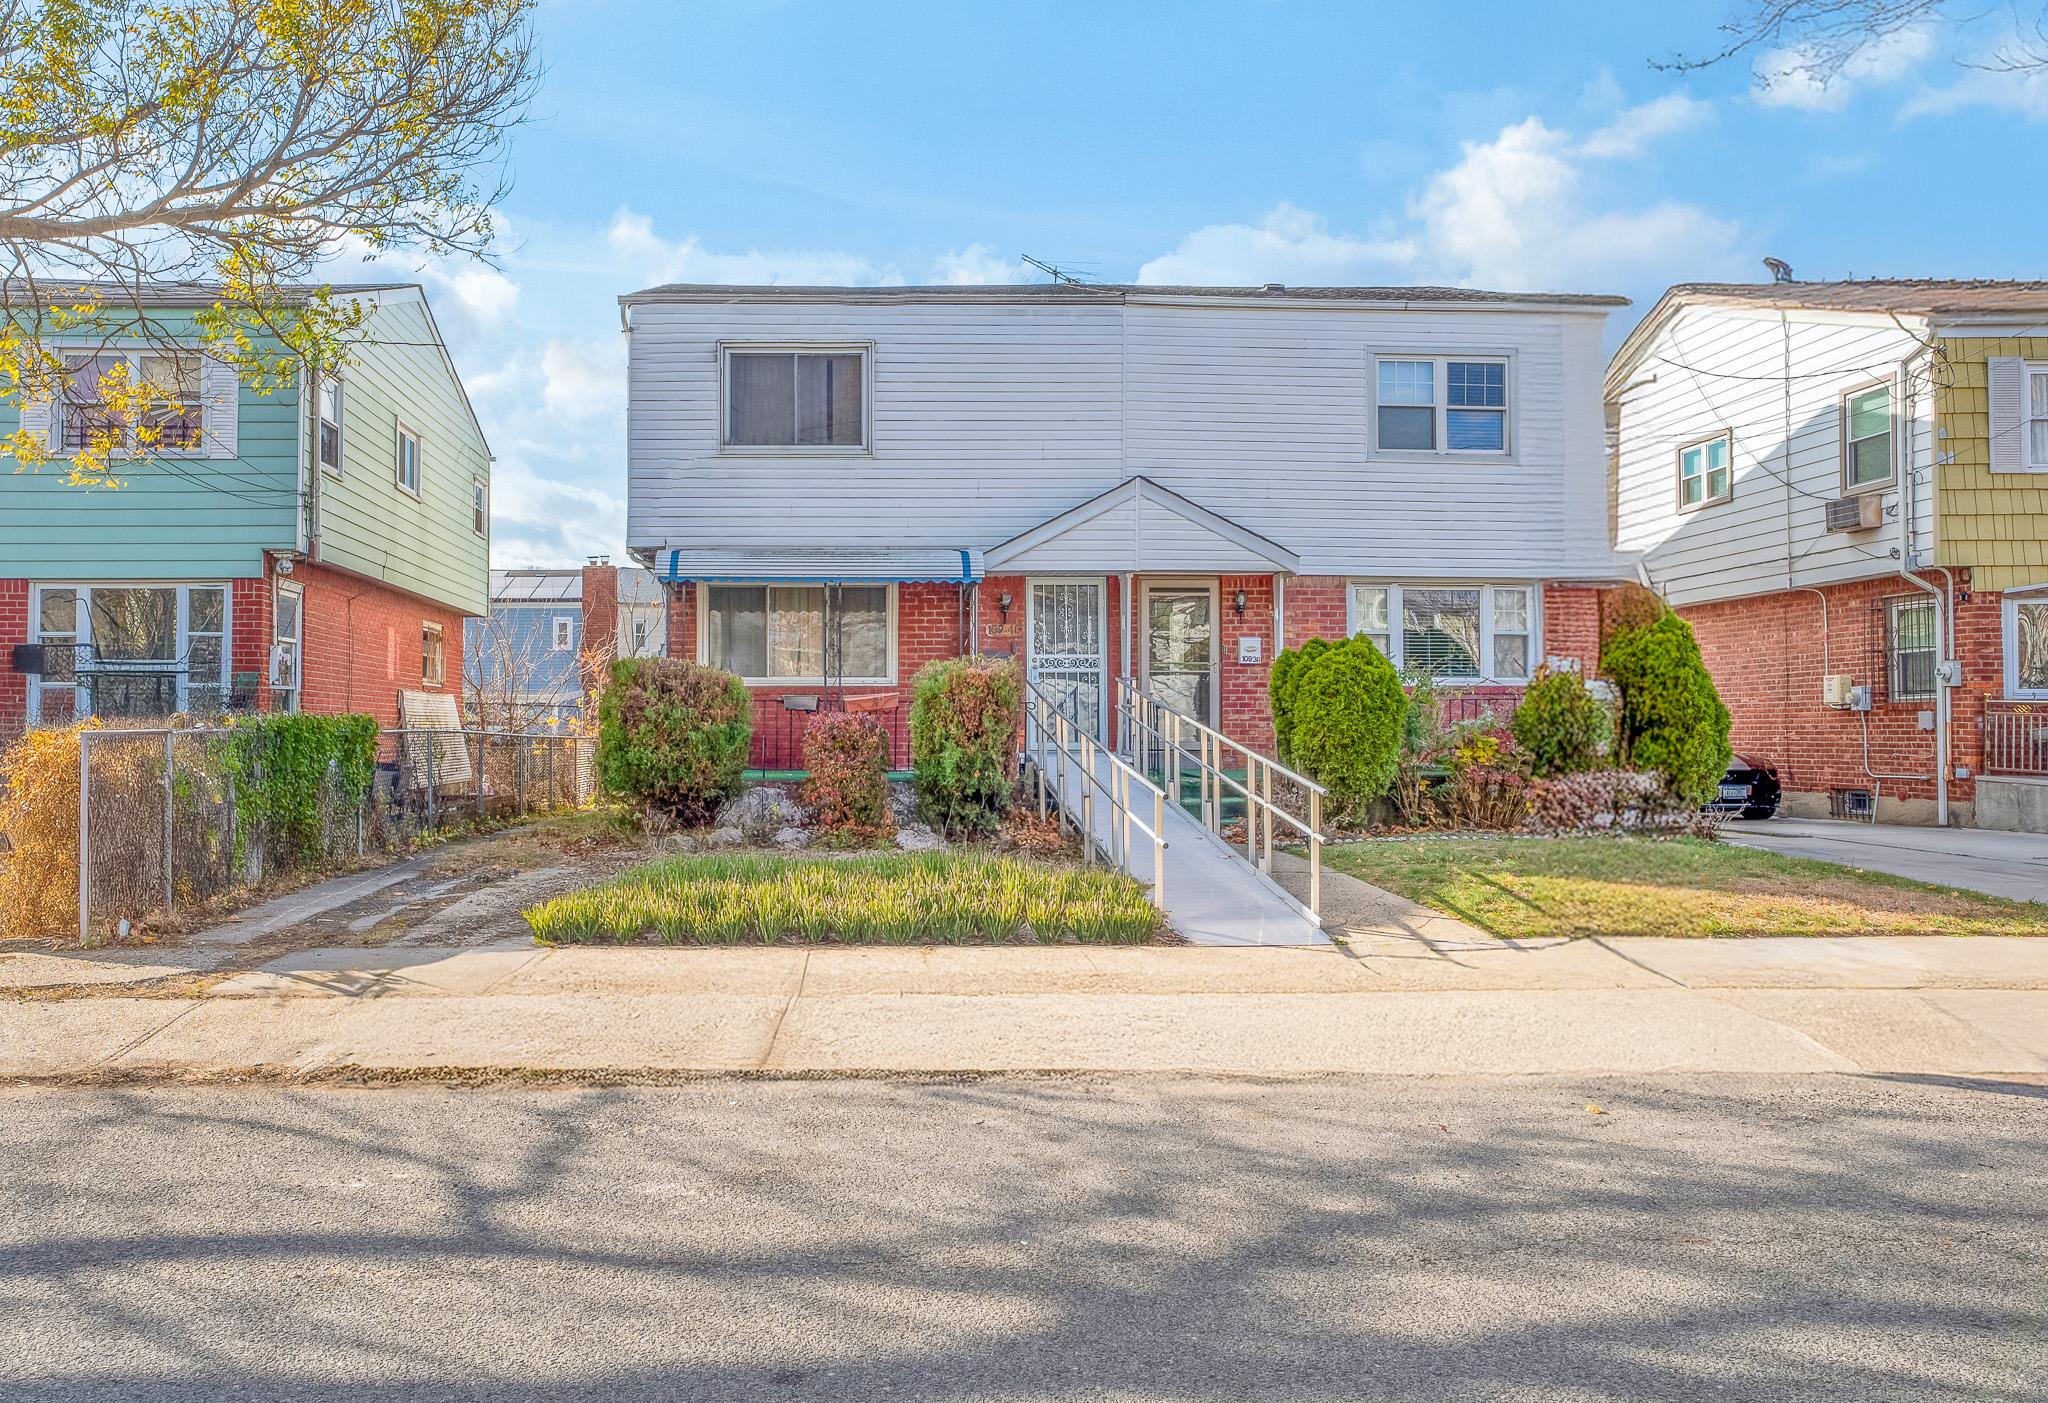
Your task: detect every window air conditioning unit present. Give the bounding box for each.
[1823,495,1884,532]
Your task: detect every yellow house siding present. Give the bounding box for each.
[1934,335,2048,591]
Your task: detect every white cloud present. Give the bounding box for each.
[605,209,900,287]
[1138,106,1740,296]
[541,336,626,422]
[1901,60,2048,121]
[1579,93,1712,159]
[927,243,1030,285]
[1754,26,1934,110]
[1136,203,1415,286]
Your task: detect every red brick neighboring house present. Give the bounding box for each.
[623,283,1635,770]
[1609,281,2048,831]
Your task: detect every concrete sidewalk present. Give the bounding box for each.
[5,937,2046,1081]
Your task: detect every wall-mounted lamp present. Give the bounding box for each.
[1232,589,1248,620]
[997,591,1013,622]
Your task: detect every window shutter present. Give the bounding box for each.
[200,353,240,461]
[1987,356,2026,474]
[14,390,52,452]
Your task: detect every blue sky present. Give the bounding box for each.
[399,0,2048,566]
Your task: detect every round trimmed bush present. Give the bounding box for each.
[910,655,1021,836]
[1511,665,1611,778]
[801,711,891,843]
[1599,612,1732,806]
[596,657,752,822]
[1286,635,1405,819]
[1269,636,1331,766]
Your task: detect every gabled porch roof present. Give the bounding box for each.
[982,477,1300,575]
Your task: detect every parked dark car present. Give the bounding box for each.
[1707,755,1781,819]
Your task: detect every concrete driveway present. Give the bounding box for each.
[1723,818,2048,903]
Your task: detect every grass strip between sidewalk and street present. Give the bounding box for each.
[523,851,1164,945]
[1326,836,2048,940]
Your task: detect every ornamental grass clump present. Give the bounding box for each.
[522,851,1158,945]
[910,655,1021,837]
[597,657,752,823]
[800,711,891,845]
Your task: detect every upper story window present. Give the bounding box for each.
[722,347,867,450]
[472,476,488,535]
[1348,582,1535,682]
[551,616,574,652]
[317,377,343,474]
[1373,355,1509,456]
[2029,368,2048,469]
[395,423,422,496]
[62,350,204,452]
[1679,432,1733,510]
[1842,384,1893,492]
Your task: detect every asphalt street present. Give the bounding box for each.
[2,1075,2044,1401]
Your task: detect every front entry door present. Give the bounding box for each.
[1028,579,1104,737]
[1145,585,1215,725]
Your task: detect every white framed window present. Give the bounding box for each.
[1841,383,1893,492]
[317,376,343,475]
[59,349,205,453]
[720,345,868,450]
[1678,432,1732,510]
[395,423,423,496]
[697,582,894,685]
[631,616,652,655]
[1371,354,1510,456]
[1886,597,1937,702]
[551,616,575,653]
[472,476,488,535]
[422,621,445,687]
[26,582,231,721]
[2006,596,2048,699]
[2029,367,2048,471]
[1346,582,1536,683]
[272,583,303,713]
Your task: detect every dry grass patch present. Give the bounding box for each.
[1327,836,2048,939]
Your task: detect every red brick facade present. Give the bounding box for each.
[0,558,463,734]
[664,571,1612,768]
[1679,571,2002,822]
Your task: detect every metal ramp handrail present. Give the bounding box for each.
[1114,677,1326,923]
[1021,679,1168,907]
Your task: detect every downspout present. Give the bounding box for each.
[298,365,316,557]
[1892,346,1947,825]
[1274,574,1285,660]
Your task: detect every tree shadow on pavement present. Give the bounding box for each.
[1,1074,2043,1401]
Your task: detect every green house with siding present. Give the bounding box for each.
[0,283,490,732]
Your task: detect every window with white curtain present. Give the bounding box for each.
[702,583,891,683]
[1346,583,1536,682]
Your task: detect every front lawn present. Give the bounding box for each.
[1326,836,2048,939]
[524,851,1163,945]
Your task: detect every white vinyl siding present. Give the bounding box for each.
[1347,582,1536,683]
[627,298,1618,580]
[1611,306,1934,608]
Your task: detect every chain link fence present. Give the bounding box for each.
[71,726,595,941]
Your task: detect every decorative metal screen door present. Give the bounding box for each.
[1029,580,1104,738]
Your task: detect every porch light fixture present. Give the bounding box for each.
[997,591,1013,621]
[1232,589,1248,619]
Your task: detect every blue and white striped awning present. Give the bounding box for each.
[660,547,984,584]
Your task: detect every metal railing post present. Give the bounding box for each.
[1079,722,1095,865]
[1152,790,1166,906]
[1245,752,1258,867]
[1260,760,1274,873]
[76,731,91,944]
[423,730,438,829]
[162,731,175,915]
[1308,788,1323,922]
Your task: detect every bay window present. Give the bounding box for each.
[27,582,230,720]
[1373,355,1510,455]
[701,583,892,684]
[1347,583,1536,682]
[723,346,867,449]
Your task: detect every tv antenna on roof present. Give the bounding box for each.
[1022,254,1094,285]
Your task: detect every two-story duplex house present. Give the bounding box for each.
[464,559,665,726]
[0,283,491,735]
[1608,280,2048,832]
[621,282,1632,769]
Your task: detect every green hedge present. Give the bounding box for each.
[1510,666,1611,778]
[910,655,1021,836]
[1599,612,1732,806]
[215,713,378,868]
[596,657,752,823]
[1271,635,1405,819]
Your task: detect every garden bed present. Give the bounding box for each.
[523,851,1164,945]
[1326,836,2048,939]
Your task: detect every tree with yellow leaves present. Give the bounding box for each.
[0,0,537,486]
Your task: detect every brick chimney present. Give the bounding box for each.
[579,557,618,696]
